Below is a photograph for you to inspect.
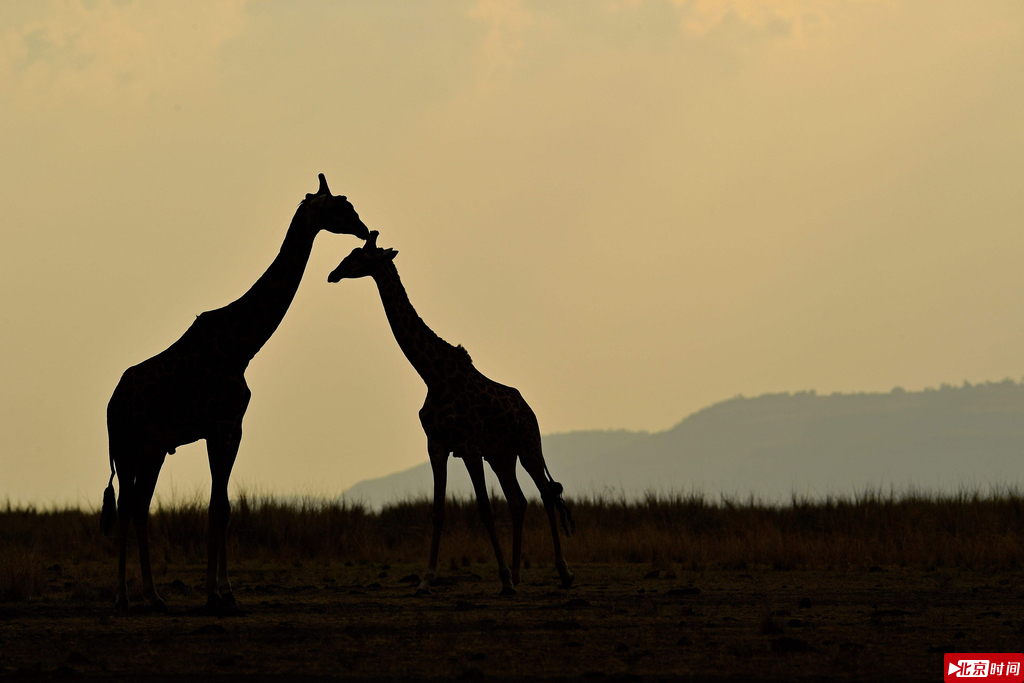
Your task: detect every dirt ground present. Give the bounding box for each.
[1,560,1022,681]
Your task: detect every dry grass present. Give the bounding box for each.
[567,489,1024,570]
[2,488,1024,597]
[0,549,43,602]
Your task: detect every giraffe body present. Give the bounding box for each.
[329,233,574,595]
[110,312,254,455]
[103,175,368,613]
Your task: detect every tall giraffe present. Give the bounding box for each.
[102,174,368,613]
[329,232,574,595]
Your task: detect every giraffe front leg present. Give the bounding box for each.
[217,495,239,611]
[417,443,448,595]
[204,493,224,609]
[217,537,234,607]
[206,429,241,613]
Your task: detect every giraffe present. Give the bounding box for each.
[328,232,575,595]
[101,174,368,613]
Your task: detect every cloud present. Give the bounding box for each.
[468,0,537,81]
[670,0,886,39]
[0,0,249,112]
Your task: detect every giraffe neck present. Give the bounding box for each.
[212,210,318,367]
[372,262,459,386]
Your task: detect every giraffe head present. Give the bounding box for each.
[327,231,398,282]
[301,173,370,239]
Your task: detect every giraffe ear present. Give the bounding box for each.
[385,249,398,260]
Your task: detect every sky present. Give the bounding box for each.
[1,0,1022,505]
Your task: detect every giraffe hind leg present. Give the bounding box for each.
[492,456,526,587]
[132,450,167,612]
[114,479,132,611]
[519,443,574,589]
[107,430,135,610]
[464,453,515,595]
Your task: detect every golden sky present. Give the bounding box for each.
[1,0,1022,503]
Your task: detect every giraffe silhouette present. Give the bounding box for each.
[102,174,368,613]
[329,232,574,595]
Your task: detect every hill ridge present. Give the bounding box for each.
[343,380,1024,508]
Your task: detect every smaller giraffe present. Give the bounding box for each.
[329,232,574,595]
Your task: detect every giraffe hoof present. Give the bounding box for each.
[414,587,433,596]
[499,585,517,596]
[148,598,168,614]
[560,572,575,590]
[222,591,237,608]
[114,599,129,612]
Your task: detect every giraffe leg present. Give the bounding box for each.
[416,441,448,595]
[132,451,167,612]
[205,429,241,612]
[216,450,237,609]
[520,454,574,589]
[492,457,526,587]
[108,393,135,611]
[218,526,235,608]
[114,478,133,611]
[465,453,515,595]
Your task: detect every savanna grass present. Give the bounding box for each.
[3,489,1024,601]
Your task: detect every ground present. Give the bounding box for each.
[2,561,1021,681]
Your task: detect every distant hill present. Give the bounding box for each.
[342,381,1024,508]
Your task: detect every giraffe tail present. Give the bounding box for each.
[100,456,117,536]
[544,465,576,536]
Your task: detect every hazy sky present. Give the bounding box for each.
[1,0,1022,504]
